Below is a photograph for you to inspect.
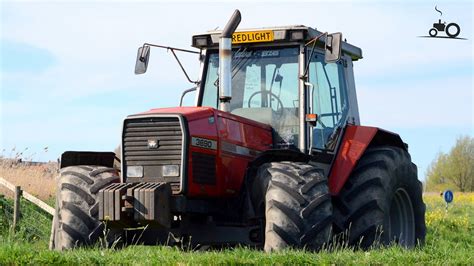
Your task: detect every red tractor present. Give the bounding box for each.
[50,10,425,252]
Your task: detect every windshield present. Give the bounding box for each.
[201,47,300,147]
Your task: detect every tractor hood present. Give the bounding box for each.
[130,106,272,131]
[135,106,215,122]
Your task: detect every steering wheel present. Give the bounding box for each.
[248,90,284,117]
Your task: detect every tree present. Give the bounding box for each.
[426,152,450,190]
[426,135,474,192]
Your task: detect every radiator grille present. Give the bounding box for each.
[192,152,216,185]
[123,116,184,193]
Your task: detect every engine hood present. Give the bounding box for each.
[131,106,271,130]
[133,107,215,122]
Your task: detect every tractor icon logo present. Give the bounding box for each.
[429,19,460,38]
[420,6,465,40]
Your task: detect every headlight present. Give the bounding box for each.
[127,166,143,178]
[193,35,210,48]
[290,30,305,41]
[163,165,180,177]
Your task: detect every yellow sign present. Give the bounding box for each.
[232,31,274,44]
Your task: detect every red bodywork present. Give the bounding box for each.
[137,107,397,198]
[140,107,273,197]
[328,125,377,195]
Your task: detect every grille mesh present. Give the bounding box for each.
[192,152,216,185]
[123,117,183,193]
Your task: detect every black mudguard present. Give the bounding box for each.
[60,151,116,169]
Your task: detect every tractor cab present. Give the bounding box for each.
[190,26,363,154]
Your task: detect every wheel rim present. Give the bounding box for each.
[389,188,415,247]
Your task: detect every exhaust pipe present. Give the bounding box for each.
[219,9,241,112]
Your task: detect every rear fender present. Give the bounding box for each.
[328,125,406,195]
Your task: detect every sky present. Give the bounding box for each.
[0,0,472,181]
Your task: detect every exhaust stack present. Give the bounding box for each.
[219,10,241,112]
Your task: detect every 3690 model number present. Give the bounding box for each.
[191,137,217,150]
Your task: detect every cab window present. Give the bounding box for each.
[308,53,348,150]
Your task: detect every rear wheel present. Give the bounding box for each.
[253,162,333,252]
[446,23,460,38]
[333,146,426,248]
[49,165,120,250]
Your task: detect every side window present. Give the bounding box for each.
[309,54,348,150]
[201,55,218,108]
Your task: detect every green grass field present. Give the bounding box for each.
[0,193,473,265]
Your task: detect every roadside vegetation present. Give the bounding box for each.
[426,135,474,192]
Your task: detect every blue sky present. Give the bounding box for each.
[1,1,472,181]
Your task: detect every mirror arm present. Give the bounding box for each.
[169,49,200,85]
[138,42,200,84]
[142,43,200,54]
[302,32,327,79]
[179,87,197,106]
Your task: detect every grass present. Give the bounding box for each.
[0,242,470,265]
[0,193,472,264]
[0,161,473,264]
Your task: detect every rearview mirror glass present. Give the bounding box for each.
[135,46,150,74]
[325,32,342,63]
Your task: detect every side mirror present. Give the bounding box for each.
[325,32,342,63]
[135,46,150,74]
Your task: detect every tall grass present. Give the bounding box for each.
[0,196,52,247]
[0,150,57,202]
[0,192,472,264]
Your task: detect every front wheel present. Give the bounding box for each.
[333,146,426,248]
[429,28,438,37]
[49,165,120,250]
[253,162,333,252]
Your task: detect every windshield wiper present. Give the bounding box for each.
[302,32,327,79]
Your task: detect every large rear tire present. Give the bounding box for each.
[333,146,426,248]
[253,162,333,252]
[446,23,460,38]
[49,165,120,250]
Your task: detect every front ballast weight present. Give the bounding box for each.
[98,182,172,228]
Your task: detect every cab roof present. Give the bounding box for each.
[192,25,363,61]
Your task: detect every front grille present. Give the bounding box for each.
[192,152,216,185]
[123,116,184,193]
